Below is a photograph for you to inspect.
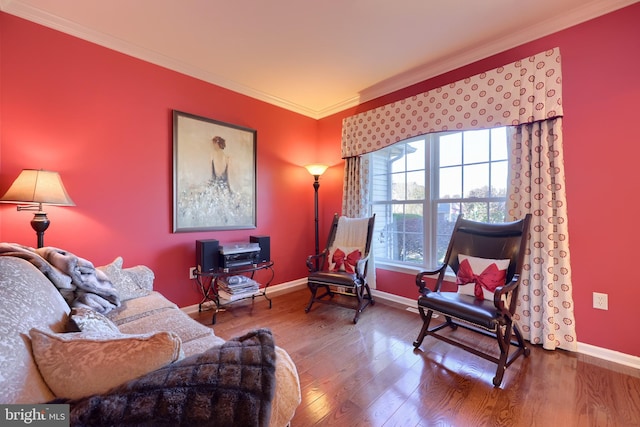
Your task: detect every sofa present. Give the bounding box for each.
[0,248,301,426]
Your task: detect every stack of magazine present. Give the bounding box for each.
[217,275,260,302]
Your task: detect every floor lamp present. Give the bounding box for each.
[305,164,328,268]
[0,169,75,248]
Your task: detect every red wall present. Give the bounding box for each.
[1,4,639,357]
[318,3,640,357]
[0,13,324,307]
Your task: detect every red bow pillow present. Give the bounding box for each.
[456,254,510,301]
[328,247,362,273]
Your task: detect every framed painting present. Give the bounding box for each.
[173,110,257,232]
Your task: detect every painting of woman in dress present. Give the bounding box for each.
[173,111,256,232]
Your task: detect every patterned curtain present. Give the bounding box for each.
[340,48,577,349]
[506,119,577,351]
[342,156,370,217]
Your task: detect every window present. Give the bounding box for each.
[369,127,508,268]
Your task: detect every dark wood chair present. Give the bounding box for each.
[413,214,532,387]
[305,213,376,323]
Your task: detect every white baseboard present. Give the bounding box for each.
[577,342,640,370]
[182,279,640,369]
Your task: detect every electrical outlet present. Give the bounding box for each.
[189,267,198,279]
[593,292,608,310]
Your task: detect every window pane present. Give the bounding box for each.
[489,201,507,222]
[439,133,461,167]
[407,140,425,170]
[439,166,461,199]
[391,172,406,200]
[406,170,425,200]
[435,203,459,264]
[377,204,424,264]
[491,127,508,160]
[390,144,407,173]
[491,160,508,196]
[464,129,490,163]
[463,163,489,197]
[461,202,489,222]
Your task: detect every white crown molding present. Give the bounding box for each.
[1,0,636,120]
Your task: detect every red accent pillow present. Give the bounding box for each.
[329,247,362,273]
[456,254,509,301]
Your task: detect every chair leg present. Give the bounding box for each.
[364,282,375,306]
[492,323,514,387]
[304,283,317,313]
[413,307,434,347]
[513,323,531,356]
[352,283,365,323]
[351,282,374,324]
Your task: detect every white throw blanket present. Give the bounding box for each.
[334,216,370,249]
[333,216,376,289]
[0,243,120,313]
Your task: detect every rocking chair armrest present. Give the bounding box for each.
[415,264,447,295]
[493,274,521,314]
[306,249,329,272]
[355,253,370,277]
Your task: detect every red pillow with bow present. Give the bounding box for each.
[328,247,362,273]
[456,254,510,301]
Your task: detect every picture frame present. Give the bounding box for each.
[172,110,257,232]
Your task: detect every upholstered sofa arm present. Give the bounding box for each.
[97,257,154,301]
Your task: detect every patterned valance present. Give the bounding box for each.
[342,48,563,158]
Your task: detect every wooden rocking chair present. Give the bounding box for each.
[305,213,375,323]
[413,214,532,387]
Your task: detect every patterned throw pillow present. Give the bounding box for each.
[30,328,183,399]
[97,257,154,301]
[69,307,120,335]
[456,254,510,301]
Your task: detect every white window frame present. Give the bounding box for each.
[368,128,508,273]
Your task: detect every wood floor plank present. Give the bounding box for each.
[191,288,640,427]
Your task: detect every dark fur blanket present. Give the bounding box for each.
[0,243,119,313]
[53,328,277,427]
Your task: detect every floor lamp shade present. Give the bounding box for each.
[0,169,75,248]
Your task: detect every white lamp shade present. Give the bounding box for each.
[0,169,75,206]
[305,164,329,176]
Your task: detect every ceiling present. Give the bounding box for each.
[1,0,636,118]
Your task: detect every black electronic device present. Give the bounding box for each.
[196,239,219,273]
[218,241,260,270]
[250,235,270,263]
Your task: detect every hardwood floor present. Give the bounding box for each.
[191,288,640,427]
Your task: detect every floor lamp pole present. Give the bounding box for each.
[304,164,328,271]
[313,175,320,267]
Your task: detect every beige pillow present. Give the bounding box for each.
[29,328,183,399]
[69,307,120,334]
